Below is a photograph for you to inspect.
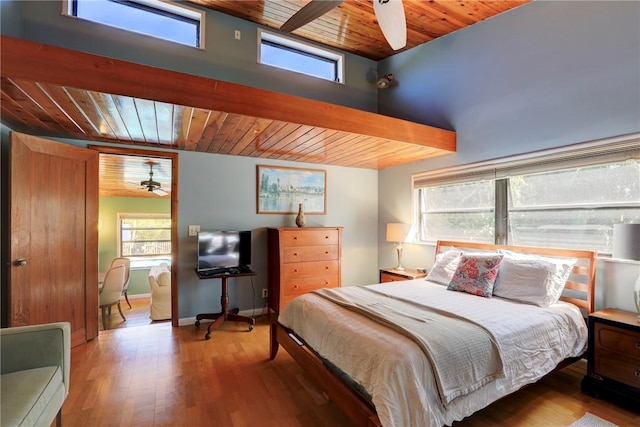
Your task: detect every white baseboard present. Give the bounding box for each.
[178,307,271,327]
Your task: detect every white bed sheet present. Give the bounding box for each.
[278,279,588,427]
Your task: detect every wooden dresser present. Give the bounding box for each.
[581,308,640,407]
[267,227,342,313]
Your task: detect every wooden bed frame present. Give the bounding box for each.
[269,240,597,427]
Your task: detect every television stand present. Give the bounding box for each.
[194,270,257,340]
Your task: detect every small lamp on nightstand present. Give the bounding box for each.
[386,223,411,271]
[612,223,640,319]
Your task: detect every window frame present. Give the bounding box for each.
[258,29,345,84]
[62,0,205,49]
[412,134,640,254]
[117,212,172,269]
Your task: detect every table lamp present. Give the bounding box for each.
[386,223,411,271]
[612,223,640,319]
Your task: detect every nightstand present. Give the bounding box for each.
[581,308,640,408]
[379,268,427,283]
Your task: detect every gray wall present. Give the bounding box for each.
[1,0,378,112]
[377,1,640,312]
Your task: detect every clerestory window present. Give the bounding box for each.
[64,0,204,48]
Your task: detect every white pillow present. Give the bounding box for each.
[493,251,576,307]
[425,249,462,285]
[157,271,171,287]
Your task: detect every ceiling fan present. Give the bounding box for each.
[280,0,407,51]
[140,161,168,196]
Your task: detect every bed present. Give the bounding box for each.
[269,240,597,427]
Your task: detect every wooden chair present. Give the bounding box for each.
[99,264,127,330]
[109,257,131,308]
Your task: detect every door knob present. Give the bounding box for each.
[14,258,28,267]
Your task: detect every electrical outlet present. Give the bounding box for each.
[234,30,241,40]
[188,225,200,237]
[262,288,268,298]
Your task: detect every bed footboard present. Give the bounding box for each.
[270,321,382,427]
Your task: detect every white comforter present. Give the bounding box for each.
[278,280,588,427]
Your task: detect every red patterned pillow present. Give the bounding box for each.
[447,254,503,297]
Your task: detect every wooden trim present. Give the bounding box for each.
[89,145,180,327]
[0,35,456,152]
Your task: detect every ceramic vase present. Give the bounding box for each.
[295,203,306,227]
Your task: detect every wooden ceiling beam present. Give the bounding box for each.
[1,36,456,154]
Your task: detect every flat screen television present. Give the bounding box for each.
[197,230,251,272]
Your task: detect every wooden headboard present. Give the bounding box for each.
[435,240,597,314]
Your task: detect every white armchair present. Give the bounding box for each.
[148,263,171,320]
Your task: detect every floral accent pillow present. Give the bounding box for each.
[447,254,504,297]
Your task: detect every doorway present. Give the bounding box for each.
[91,146,179,330]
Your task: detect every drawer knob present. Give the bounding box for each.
[293,269,298,273]
[636,342,640,349]
[635,370,640,377]
[293,285,299,289]
[325,235,329,239]
[293,253,298,256]
[325,251,329,254]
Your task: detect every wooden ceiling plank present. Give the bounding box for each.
[181,107,211,151]
[257,124,321,158]
[90,91,133,142]
[255,122,312,157]
[216,114,260,155]
[228,117,275,156]
[271,127,335,161]
[8,79,88,136]
[196,110,229,152]
[133,98,160,144]
[1,78,78,137]
[112,95,147,142]
[207,112,243,153]
[239,120,290,157]
[154,101,177,145]
[0,36,455,154]
[58,86,117,139]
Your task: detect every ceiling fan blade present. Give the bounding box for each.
[153,187,168,196]
[373,0,407,50]
[281,0,345,32]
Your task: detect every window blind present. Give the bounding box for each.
[413,133,640,188]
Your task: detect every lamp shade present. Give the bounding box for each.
[386,223,411,243]
[612,223,640,261]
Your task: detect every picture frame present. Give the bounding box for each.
[257,165,326,214]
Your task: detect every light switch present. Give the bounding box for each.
[234,30,241,40]
[188,225,200,237]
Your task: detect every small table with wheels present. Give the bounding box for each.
[194,269,257,340]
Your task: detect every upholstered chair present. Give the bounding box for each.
[99,264,127,330]
[109,257,131,308]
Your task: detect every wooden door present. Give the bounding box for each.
[9,132,99,346]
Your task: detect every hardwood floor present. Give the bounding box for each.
[66,316,639,427]
[99,296,168,331]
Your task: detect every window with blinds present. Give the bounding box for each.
[412,134,640,253]
[117,213,171,268]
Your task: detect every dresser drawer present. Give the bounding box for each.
[281,229,340,247]
[281,275,339,297]
[595,323,640,361]
[283,245,339,263]
[593,352,640,388]
[282,260,339,279]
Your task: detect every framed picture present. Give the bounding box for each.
[257,165,326,214]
